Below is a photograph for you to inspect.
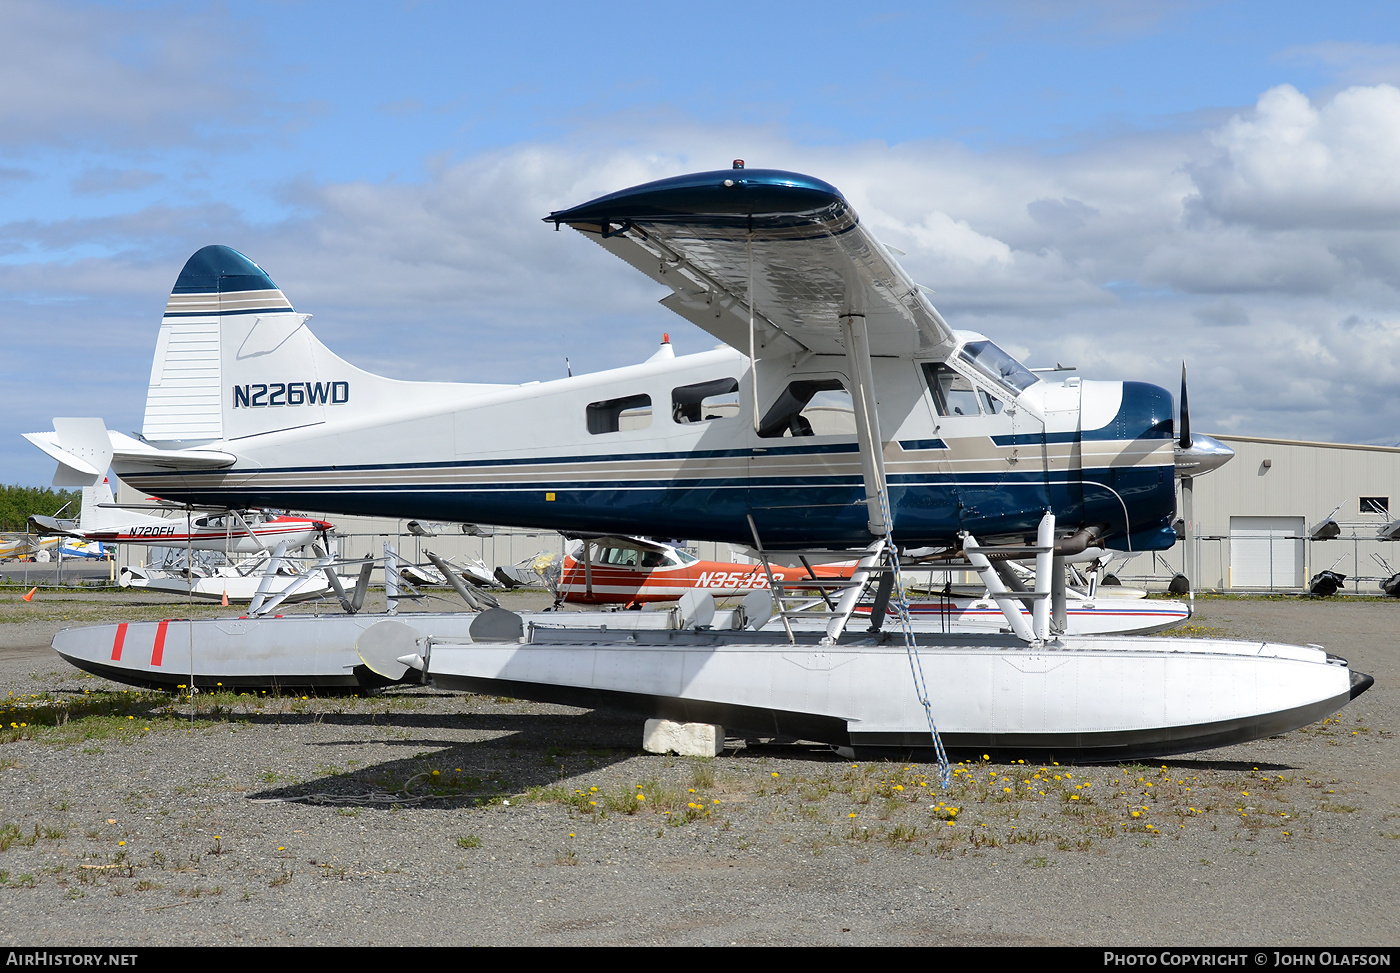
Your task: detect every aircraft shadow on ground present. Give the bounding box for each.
[244,706,666,810]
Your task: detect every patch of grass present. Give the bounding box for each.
[455,835,482,849]
[969,828,1002,848]
[690,760,716,790]
[886,823,919,845]
[180,886,223,898]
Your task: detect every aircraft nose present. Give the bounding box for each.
[1175,433,1234,476]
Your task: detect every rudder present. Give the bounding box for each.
[144,245,295,445]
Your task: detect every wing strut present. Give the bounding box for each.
[840,313,951,787]
[748,230,761,433]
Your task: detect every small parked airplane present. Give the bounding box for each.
[24,477,332,553]
[553,534,1190,634]
[554,534,854,605]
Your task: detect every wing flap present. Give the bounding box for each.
[548,169,953,359]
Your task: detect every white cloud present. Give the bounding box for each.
[0,0,278,151]
[1276,42,1400,87]
[70,167,164,196]
[1190,83,1400,229]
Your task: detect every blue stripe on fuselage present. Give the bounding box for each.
[124,464,1175,551]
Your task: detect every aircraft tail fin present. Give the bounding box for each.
[144,245,300,444]
[143,245,452,445]
[78,477,118,532]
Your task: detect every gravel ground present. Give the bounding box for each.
[0,590,1395,946]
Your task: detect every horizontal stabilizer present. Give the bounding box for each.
[23,420,236,486]
[24,418,112,486]
[26,515,82,539]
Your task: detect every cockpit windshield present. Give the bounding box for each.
[958,340,1039,396]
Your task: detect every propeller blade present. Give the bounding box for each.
[1179,362,1191,450]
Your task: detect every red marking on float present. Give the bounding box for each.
[150,619,169,667]
[111,622,128,661]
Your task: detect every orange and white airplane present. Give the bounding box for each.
[554,535,853,606]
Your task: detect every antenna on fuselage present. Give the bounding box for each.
[566,357,572,378]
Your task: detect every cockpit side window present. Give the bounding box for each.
[922,363,983,417]
[958,340,1039,395]
[672,378,740,424]
[757,379,856,438]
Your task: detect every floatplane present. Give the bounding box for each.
[29,164,1369,760]
[23,475,342,604]
[24,475,331,553]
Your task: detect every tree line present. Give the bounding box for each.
[0,484,81,532]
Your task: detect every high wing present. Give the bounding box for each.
[546,168,954,360]
[565,534,679,555]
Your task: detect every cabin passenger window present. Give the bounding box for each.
[672,378,740,424]
[586,394,652,434]
[922,363,982,417]
[758,379,856,438]
[601,545,639,566]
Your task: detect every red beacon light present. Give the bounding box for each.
[732,159,744,169]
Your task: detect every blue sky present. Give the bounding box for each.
[5,0,1400,486]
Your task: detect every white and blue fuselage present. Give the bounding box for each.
[114,244,1176,552]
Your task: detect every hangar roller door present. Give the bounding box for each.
[1229,516,1305,590]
